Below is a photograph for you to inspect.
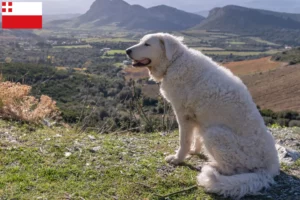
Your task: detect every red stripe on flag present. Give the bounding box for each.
[2,16,43,29]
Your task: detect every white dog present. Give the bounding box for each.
[126,33,280,199]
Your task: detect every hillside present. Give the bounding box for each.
[224,56,286,76]
[0,120,299,199]
[242,63,300,113]
[69,0,205,31]
[272,47,300,65]
[193,5,300,45]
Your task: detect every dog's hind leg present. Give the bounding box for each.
[190,126,203,155]
[200,125,246,175]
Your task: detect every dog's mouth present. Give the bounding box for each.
[132,58,152,67]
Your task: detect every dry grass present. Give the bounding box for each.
[0,75,59,123]
[224,56,286,76]
[123,67,149,81]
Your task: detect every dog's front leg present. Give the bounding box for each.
[165,115,194,165]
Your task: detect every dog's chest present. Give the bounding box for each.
[160,81,187,104]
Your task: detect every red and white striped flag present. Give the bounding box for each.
[2,1,43,29]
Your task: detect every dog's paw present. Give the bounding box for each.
[165,154,182,165]
[189,149,201,155]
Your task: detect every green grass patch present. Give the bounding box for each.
[0,120,214,199]
[106,50,126,55]
[53,45,92,49]
[226,40,246,45]
[114,62,124,67]
[84,37,137,43]
[248,37,279,46]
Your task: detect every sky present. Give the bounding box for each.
[4,0,300,15]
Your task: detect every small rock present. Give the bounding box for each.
[88,135,96,140]
[64,152,72,157]
[90,146,101,153]
[276,144,300,165]
[54,134,62,138]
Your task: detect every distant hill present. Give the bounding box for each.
[193,5,300,45]
[43,14,81,22]
[56,0,204,31]
[194,10,210,17]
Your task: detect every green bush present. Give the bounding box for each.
[289,120,300,127]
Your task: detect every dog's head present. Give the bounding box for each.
[126,33,185,81]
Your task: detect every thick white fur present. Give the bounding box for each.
[127,33,280,199]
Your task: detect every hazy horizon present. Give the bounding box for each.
[2,0,300,15]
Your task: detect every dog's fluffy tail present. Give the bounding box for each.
[197,165,276,199]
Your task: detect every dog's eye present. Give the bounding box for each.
[144,43,150,46]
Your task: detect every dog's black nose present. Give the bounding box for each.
[126,49,132,55]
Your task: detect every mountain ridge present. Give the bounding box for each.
[192,5,300,45]
[68,0,205,31]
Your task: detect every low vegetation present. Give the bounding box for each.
[259,108,300,127]
[0,76,59,123]
[272,47,300,65]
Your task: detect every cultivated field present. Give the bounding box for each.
[53,44,92,49]
[224,56,286,76]
[203,50,280,56]
[242,64,300,112]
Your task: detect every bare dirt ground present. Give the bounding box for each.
[224,56,286,76]
[242,64,300,112]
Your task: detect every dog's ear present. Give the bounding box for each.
[160,34,184,61]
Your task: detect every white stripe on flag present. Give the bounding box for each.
[2,2,42,16]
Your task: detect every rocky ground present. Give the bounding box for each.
[0,120,299,200]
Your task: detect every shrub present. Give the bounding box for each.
[260,109,276,118]
[263,116,274,126]
[278,111,299,120]
[288,120,300,127]
[0,76,59,123]
[276,118,290,127]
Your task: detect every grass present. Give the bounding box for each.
[53,45,92,49]
[84,38,137,43]
[114,62,124,67]
[226,40,246,45]
[106,50,126,55]
[195,47,225,51]
[0,120,213,200]
[248,37,279,46]
[0,120,299,199]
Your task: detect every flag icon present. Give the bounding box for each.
[2,1,43,29]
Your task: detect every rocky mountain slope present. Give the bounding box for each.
[74,0,204,31]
